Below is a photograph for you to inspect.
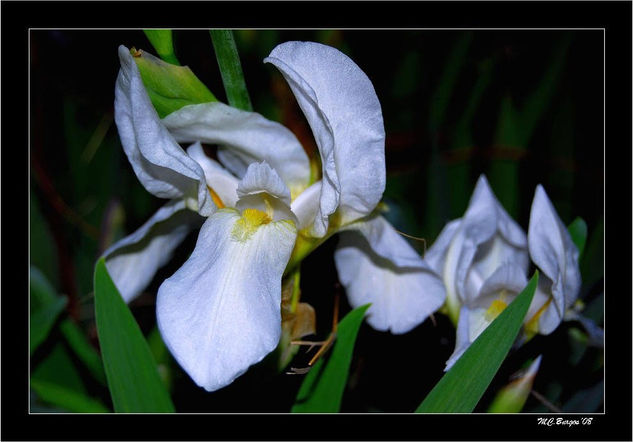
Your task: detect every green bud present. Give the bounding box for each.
[488,355,542,413]
[143,29,180,65]
[132,48,217,118]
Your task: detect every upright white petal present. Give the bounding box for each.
[455,176,528,305]
[334,216,445,334]
[114,46,213,216]
[162,102,310,194]
[103,200,203,303]
[528,185,581,332]
[265,41,386,237]
[187,142,239,207]
[157,209,297,392]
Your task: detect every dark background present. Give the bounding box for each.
[2,1,627,440]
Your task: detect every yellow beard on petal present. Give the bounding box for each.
[231,208,272,242]
[485,299,508,322]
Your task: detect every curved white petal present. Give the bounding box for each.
[156,209,297,392]
[162,101,310,194]
[290,180,322,231]
[424,218,462,274]
[186,142,239,207]
[114,46,213,216]
[103,200,203,303]
[528,185,581,321]
[265,41,386,237]
[237,162,291,205]
[235,162,297,224]
[334,216,445,334]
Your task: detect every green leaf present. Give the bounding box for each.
[567,217,588,259]
[32,342,87,394]
[31,297,67,356]
[133,48,217,118]
[94,258,174,412]
[30,267,68,355]
[210,30,253,111]
[144,29,180,65]
[416,272,538,413]
[59,319,107,385]
[31,379,109,413]
[291,304,370,413]
[29,193,59,288]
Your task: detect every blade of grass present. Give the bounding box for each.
[94,258,174,412]
[210,29,253,111]
[291,304,370,413]
[416,272,538,413]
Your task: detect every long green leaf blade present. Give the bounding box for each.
[416,272,538,413]
[94,258,174,412]
[292,304,370,413]
[60,319,107,385]
[31,379,110,413]
[144,29,180,65]
[210,29,253,111]
[30,267,68,355]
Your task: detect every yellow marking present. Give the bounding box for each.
[524,298,552,336]
[262,194,274,219]
[485,299,508,322]
[207,186,225,209]
[231,208,272,242]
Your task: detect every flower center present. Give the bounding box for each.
[231,208,272,242]
[485,299,508,322]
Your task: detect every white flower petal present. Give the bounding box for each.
[455,176,528,304]
[290,180,322,231]
[425,218,462,274]
[265,41,386,237]
[156,209,297,392]
[103,200,202,303]
[162,101,310,194]
[528,185,581,321]
[235,162,297,224]
[334,216,445,334]
[114,46,213,216]
[186,142,239,207]
[444,305,473,371]
[473,262,529,309]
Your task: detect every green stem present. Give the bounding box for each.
[209,30,253,111]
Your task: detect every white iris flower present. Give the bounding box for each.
[426,176,581,371]
[104,41,445,392]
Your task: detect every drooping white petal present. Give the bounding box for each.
[186,142,239,207]
[265,41,386,237]
[528,185,581,327]
[162,101,310,194]
[235,162,297,224]
[156,209,297,392]
[334,216,445,334]
[114,46,213,216]
[103,200,203,303]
